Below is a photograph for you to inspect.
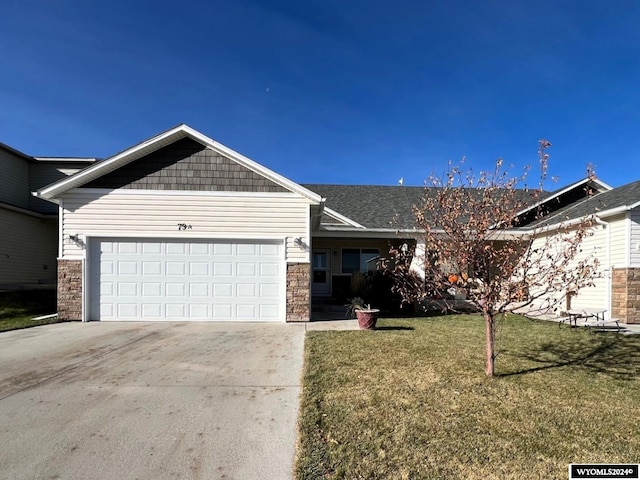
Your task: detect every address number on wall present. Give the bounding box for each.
[177,223,193,231]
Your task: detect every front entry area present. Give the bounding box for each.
[88,238,284,321]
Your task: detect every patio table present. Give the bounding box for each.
[566,308,621,332]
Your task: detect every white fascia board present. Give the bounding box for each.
[321,207,365,229]
[313,228,423,239]
[314,226,528,241]
[36,124,323,205]
[34,157,98,163]
[72,187,311,199]
[597,202,640,218]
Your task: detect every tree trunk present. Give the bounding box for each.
[484,311,495,376]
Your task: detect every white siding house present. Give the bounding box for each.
[37,125,321,322]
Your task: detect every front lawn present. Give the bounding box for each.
[295,315,640,479]
[0,289,58,332]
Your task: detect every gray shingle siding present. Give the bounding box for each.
[84,138,288,193]
[0,146,30,209]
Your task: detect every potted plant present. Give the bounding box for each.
[344,297,379,330]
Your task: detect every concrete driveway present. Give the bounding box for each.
[0,322,306,480]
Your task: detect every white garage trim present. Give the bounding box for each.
[86,237,286,322]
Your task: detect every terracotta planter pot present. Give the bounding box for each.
[355,309,379,330]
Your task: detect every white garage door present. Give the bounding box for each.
[89,238,284,321]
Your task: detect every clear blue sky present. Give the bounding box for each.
[1,0,639,187]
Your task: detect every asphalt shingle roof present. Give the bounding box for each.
[302,184,540,230]
[304,179,640,231]
[302,184,425,229]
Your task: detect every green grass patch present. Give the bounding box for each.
[0,289,58,332]
[295,315,640,479]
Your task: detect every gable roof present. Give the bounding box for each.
[514,177,612,223]
[36,124,323,204]
[523,179,640,228]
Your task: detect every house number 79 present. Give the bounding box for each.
[177,223,193,231]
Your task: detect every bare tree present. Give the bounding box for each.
[385,141,600,376]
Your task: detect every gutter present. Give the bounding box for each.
[31,191,60,205]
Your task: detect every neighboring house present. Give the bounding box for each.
[0,142,94,289]
[28,124,640,323]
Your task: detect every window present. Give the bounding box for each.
[341,248,379,274]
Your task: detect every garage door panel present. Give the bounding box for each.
[166,283,186,296]
[101,282,114,296]
[260,284,279,297]
[260,305,279,318]
[213,243,232,255]
[260,263,279,276]
[214,263,233,276]
[237,304,256,318]
[117,304,138,317]
[213,304,232,318]
[237,284,256,297]
[190,283,209,296]
[237,244,257,256]
[102,261,115,275]
[166,262,185,276]
[166,243,185,254]
[90,239,284,321]
[117,261,138,275]
[143,261,162,275]
[142,282,162,296]
[190,262,209,276]
[117,282,138,296]
[142,304,162,318]
[100,304,114,317]
[117,242,138,254]
[189,243,209,254]
[189,304,209,318]
[213,283,233,297]
[260,244,279,256]
[166,304,185,317]
[237,263,256,276]
[142,243,162,254]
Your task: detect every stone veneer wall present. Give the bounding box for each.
[58,259,82,321]
[286,263,310,322]
[611,268,640,324]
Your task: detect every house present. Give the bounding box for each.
[0,142,94,289]
[28,125,640,323]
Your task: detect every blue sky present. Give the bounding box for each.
[1,0,639,188]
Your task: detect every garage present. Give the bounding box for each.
[88,238,284,321]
